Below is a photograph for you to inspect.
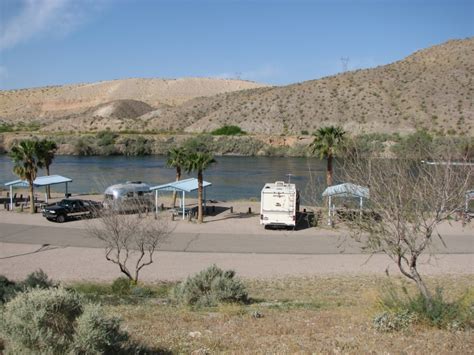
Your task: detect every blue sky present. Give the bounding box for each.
[0,0,472,90]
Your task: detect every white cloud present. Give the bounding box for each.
[0,0,105,51]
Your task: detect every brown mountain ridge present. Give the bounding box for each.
[0,37,473,136]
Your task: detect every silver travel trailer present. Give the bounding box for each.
[260,181,300,228]
[103,181,154,212]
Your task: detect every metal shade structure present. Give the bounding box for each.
[322,183,370,225]
[5,175,72,209]
[150,178,212,219]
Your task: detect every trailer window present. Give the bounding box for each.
[127,192,134,197]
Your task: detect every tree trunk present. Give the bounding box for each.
[172,167,181,208]
[29,183,35,214]
[411,266,433,309]
[46,165,51,199]
[197,170,203,223]
[326,154,333,186]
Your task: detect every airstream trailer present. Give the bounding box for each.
[103,181,154,212]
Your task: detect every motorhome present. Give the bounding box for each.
[103,181,154,212]
[260,181,299,228]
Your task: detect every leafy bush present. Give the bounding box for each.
[211,125,246,136]
[111,277,132,295]
[1,287,83,353]
[173,264,248,307]
[1,287,131,354]
[71,304,129,354]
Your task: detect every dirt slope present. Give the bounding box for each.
[0,78,267,123]
[140,37,473,135]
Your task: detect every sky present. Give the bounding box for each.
[0,0,472,90]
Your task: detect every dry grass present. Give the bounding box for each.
[105,275,473,353]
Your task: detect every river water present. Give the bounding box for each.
[0,155,327,202]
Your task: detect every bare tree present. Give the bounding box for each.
[342,143,471,307]
[86,205,172,283]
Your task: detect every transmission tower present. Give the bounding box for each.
[340,57,350,72]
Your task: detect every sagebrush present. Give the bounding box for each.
[173,264,249,307]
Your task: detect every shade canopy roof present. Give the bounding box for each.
[322,183,369,199]
[150,178,211,193]
[5,175,72,188]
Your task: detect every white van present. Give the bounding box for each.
[103,181,154,212]
[260,181,300,228]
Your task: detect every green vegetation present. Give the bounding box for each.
[211,125,246,136]
[0,270,56,304]
[173,265,249,307]
[183,151,216,223]
[375,282,473,331]
[0,121,42,133]
[1,274,472,353]
[310,126,346,186]
[9,139,44,213]
[1,287,130,354]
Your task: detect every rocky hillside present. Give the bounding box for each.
[140,37,472,136]
[1,38,473,136]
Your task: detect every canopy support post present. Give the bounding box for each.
[328,195,332,226]
[10,186,13,211]
[155,190,158,217]
[182,191,185,220]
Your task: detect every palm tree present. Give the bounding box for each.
[166,147,188,208]
[37,139,58,199]
[9,140,43,214]
[310,126,346,186]
[184,152,216,223]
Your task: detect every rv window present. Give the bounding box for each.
[105,194,113,200]
[137,191,144,196]
[127,192,134,197]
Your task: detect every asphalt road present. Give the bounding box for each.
[0,222,472,255]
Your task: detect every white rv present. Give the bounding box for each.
[260,181,300,228]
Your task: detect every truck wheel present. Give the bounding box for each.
[56,215,66,223]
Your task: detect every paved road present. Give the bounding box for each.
[1,222,472,254]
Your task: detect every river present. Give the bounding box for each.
[0,155,327,202]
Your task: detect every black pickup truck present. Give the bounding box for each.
[42,199,102,223]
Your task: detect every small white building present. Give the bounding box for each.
[260,181,300,228]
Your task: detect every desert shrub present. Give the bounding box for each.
[0,276,20,304]
[0,270,55,304]
[182,134,214,153]
[173,264,248,307]
[377,283,473,331]
[71,304,129,354]
[111,277,132,295]
[1,287,131,354]
[130,286,154,298]
[121,136,152,156]
[211,125,246,136]
[74,136,95,156]
[1,287,83,353]
[96,130,118,146]
[21,269,56,290]
[391,130,434,159]
[373,310,418,332]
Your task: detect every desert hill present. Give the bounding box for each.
[137,37,472,136]
[0,38,473,136]
[0,78,267,125]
